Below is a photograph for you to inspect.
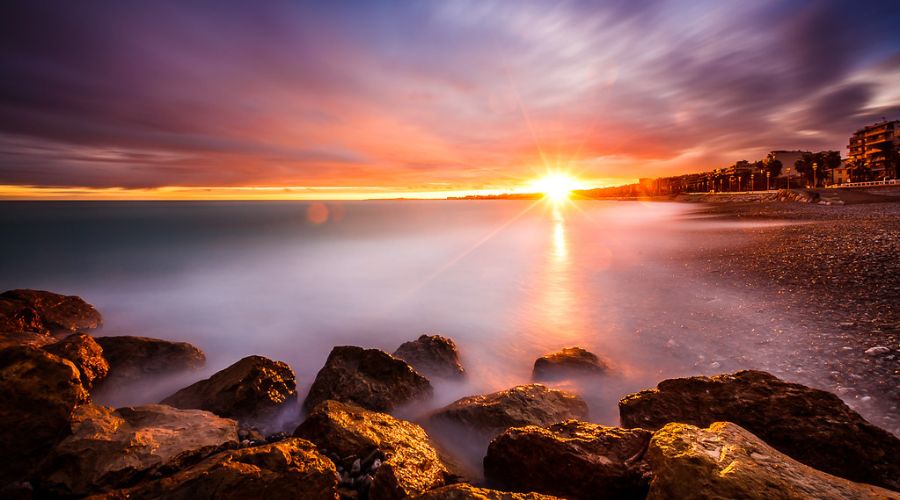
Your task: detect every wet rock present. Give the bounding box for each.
[0,330,55,350]
[415,483,562,499]
[429,384,588,438]
[43,333,109,390]
[865,346,890,356]
[532,347,607,380]
[109,438,339,500]
[619,370,900,490]
[35,404,238,496]
[393,334,465,379]
[484,421,651,499]
[294,400,449,499]
[161,355,296,429]
[303,346,433,413]
[0,346,89,485]
[0,289,101,334]
[95,336,205,383]
[646,422,899,500]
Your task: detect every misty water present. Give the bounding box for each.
[0,200,876,461]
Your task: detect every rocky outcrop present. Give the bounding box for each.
[646,422,899,500]
[0,346,89,485]
[619,370,900,490]
[34,404,238,496]
[429,385,588,438]
[96,336,205,383]
[414,484,562,499]
[108,438,339,500]
[532,347,607,380]
[0,330,55,349]
[295,400,449,499]
[0,289,101,334]
[303,346,433,413]
[393,334,465,379]
[161,355,296,428]
[484,421,651,499]
[43,333,109,389]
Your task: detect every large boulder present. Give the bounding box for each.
[393,334,465,379]
[619,370,900,490]
[0,330,55,349]
[0,346,89,485]
[34,404,238,496]
[294,400,450,499]
[304,346,433,413]
[532,347,607,381]
[646,422,899,500]
[429,384,588,438]
[43,333,109,390]
[161,355,296,429]
[484,421,652,499]
[414,483,562,499]
[0,289,101,334]
[96,336,205,383]
[108,438,339,500]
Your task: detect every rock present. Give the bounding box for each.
[0,346,89,485]
[865,346,891,356]
[108,438,338,500]
[429,384,588,438]
[532,347,607,380]
[393,334,465,379]
[0,330,55,350]
[646,422,899,500]
[484,421,652,499]
[34,404,238,496]
[43,333,109,390]
[414,483,562,499]
[303,346,433,413]
[619,370,900,490]
[95,336,205,383]
[160,355,296,429]
[0,289,101,334]
[294,400,449,499]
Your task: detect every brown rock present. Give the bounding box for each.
[0,289,101,334]
[161,355,296,429]
[484,421,651,499]
[415,483,562,499]
[619,370,900,490]
[429,384,588,438]
[35,404,238,496]
[393,334,465,379]
[303,346,433,413]
[43,333,109,390]
[96,336,205,383]
[532,347,607,381]
[0,330,55,350]
[0,346,89,485]
[646,422,899,500]
[105,438,338,500]
[295,400,449,499]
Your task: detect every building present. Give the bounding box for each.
[847,119,899,180]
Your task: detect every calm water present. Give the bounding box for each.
[0,200,868,433]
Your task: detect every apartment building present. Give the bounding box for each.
[847,120,899,179]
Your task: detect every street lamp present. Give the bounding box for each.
[812,162,818,188]
[766,171,770,190]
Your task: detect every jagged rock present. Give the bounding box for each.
[161,355,296,428]
[532,347,607,380]
[34,404,238,496]
[646,422,899,500]
[43,333,109,390]
[0,330,55,349]
[0,346,89,485]
[303,346,433,413]
[484,421,651,499]
[429,384,588,438]
[393,334,465,378]
[0,289,101,334]
[95,336,205,383]
[107,438,339,500]
[415,483,562,499]
[295,400,449,499]
[619,370,900,490]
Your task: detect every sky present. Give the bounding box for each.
[1,0,899,199]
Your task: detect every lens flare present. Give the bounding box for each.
[531,174,578,203]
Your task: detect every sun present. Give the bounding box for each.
[531,174,579,203]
